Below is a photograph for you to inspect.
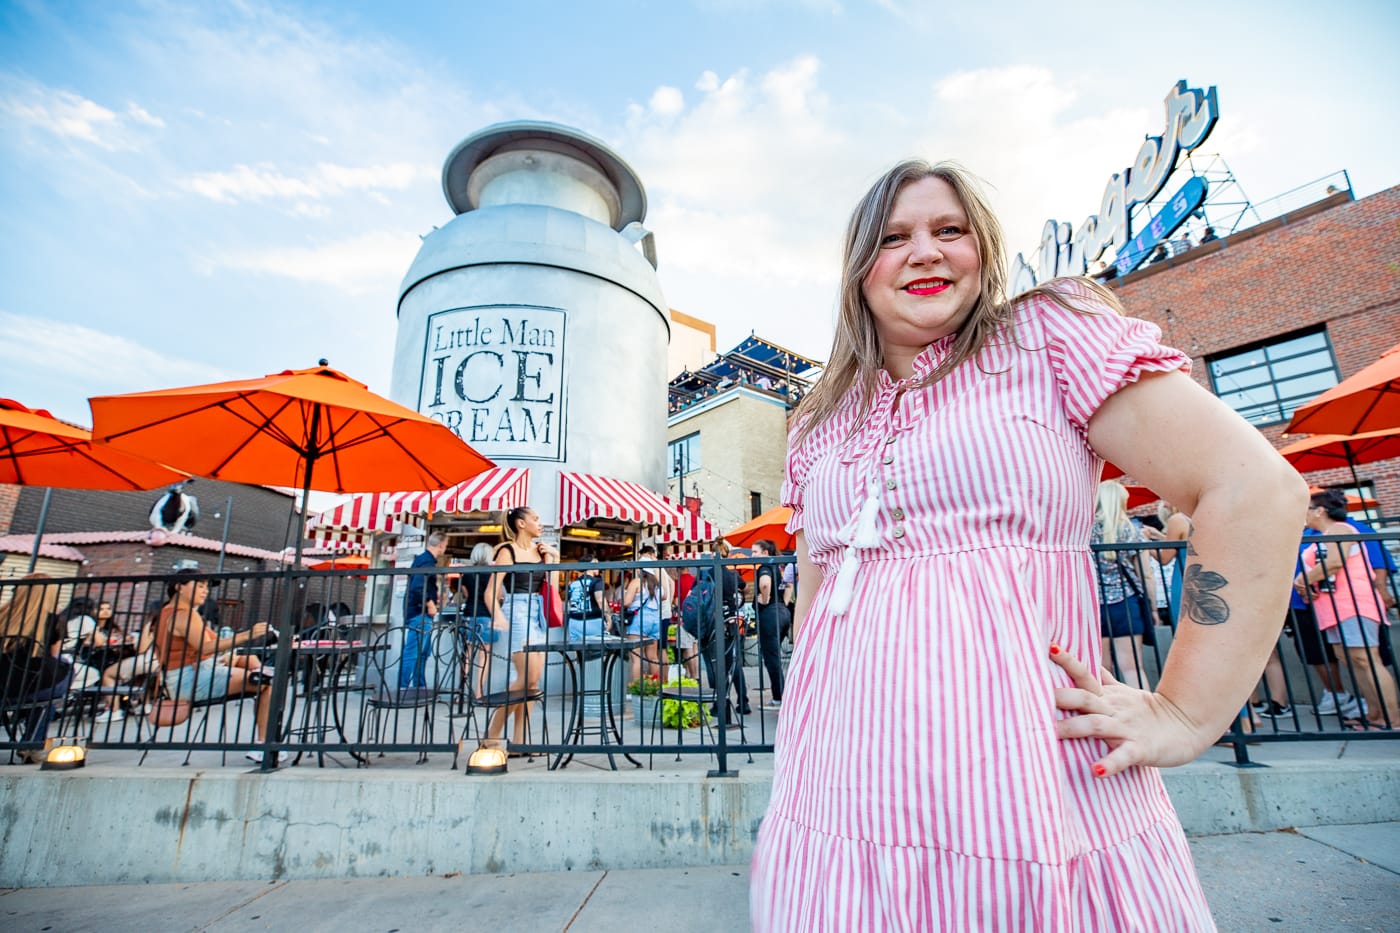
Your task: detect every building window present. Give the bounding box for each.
[668,433,701,478]
[750,492,762,518]
[1206,328,1339,426]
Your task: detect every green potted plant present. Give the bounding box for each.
[660,677,711,730]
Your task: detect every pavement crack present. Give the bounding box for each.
[1297,831,1400,878]
[193,881,288,930]
[561,871,608,931]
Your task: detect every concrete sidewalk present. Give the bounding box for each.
[2,824,1397,932]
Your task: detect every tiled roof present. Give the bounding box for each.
[1,530,290,562]
[0,535,87,562]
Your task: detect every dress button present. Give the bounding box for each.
[884,436,896,445]
[885,478,897,491]
[893,526,906,539]
[882,453,894,465]
[891,508,906,521]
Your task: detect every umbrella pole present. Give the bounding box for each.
[263,413,320,771]
[25,488,52,575]
[1344,442,1363,491]
[216,496,234,575]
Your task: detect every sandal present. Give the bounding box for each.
[506,751,537,760]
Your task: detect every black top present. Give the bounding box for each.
[494,544,545,594]
[567,573,606,619]
[755,565,785,619]
[0,615,70,700]
[461,573,493,617]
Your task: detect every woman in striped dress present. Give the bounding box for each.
[749,160,1306,931]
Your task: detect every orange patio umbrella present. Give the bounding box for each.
[725,505,796,551]
[1124,484,1160,510]
[1,398,187,571]
[1,398,185,490]
[89,362,493,570]
[1277,428,1400,491]
[1286,341,1400,436]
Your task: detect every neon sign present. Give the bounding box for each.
[1011,80,1219,294]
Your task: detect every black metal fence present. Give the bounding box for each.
[1,534,1396,771]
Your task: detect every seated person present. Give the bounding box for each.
[0,575,74,763]
[76,600,136,674]
[152,570,273,762]
[93,612,161,723]
[61,596,100,655]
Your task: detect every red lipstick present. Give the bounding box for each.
[903,277,950,296]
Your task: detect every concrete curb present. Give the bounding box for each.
[2,759,1397,887]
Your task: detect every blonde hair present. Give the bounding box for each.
[0,574,59,656]
[794,159,1125,445]
[1096,480,1131,559]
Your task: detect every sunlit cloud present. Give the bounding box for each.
[206,231,422,295]
[177,161,434,205]
[0,80,164,151]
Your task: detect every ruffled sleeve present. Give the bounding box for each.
[1033,278,1191,435]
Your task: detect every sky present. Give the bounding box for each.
[2,0,1399,429]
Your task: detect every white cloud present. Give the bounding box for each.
[0,81,163,151]
[649,86,685,117]
[621,60,1185,362]
[178,161,433,205]
[0,311,230,423]
[208,231,422,295]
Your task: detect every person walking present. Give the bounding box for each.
[401,531,447,691]
[483,507,557,752]
[750,159,1306,931]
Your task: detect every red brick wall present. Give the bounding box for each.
[1108,185,1400,517]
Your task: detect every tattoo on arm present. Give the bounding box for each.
[1180,522,1230,625]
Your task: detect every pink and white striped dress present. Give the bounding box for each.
[751,283,1216,931]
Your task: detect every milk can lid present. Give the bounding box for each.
[442,121,646,231]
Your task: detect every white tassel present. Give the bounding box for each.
[851,475,882,548]
[828,547,861,616]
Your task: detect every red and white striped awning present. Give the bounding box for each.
[384,467,530,520]
[651,505,719,544]
[558,472,689,528]
[306,492,397,548]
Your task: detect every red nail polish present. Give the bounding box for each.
[1093,764,1106,777]
[1049,644,1061,656]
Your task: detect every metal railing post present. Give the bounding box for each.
[708,550,736,777]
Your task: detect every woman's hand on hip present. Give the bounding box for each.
[1049,644,1211,778]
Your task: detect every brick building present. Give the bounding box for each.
[1105,185,1400,516]
[667,335,823,535]
[0,479,304,578]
